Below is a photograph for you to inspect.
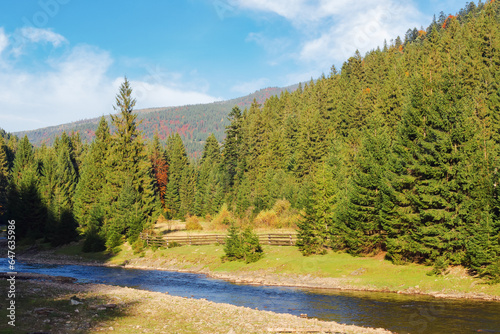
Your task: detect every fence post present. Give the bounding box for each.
[166,235,168,247]
[289,233,292,246]
[268,234,271,245]
[189,235,192,245]
[146,234,149,247]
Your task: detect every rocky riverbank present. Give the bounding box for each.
[3,273,392,334]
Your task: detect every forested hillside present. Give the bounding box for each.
[2,1,500,281]
[13,85,299,158]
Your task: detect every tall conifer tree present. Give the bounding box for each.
[0,136,9,224]
[345,113,392,254]
[74,117,111,233]
[8,136,45,239]
[164,133,190,218]
[103,78,157,243]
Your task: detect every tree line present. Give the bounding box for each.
[1,1,499,279]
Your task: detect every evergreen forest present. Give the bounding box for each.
[1,1,500,280]
[14,85,299,159]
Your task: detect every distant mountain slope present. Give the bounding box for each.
[14,84,299,158]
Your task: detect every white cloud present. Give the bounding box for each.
[0,28,220,133]
[237,0,313,21]
[19,27,67,47]
[236,0,428,68]
[131,80,221,109]
[0,45,117,132]
[0,28,8,55]
[300,1,424,65]
[246,32,292,56]
[231,78,270,95]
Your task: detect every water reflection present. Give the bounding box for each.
[2,259,499,334]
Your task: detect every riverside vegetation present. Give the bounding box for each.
[1,0,500,300]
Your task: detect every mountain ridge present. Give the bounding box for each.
[13,83,300,157]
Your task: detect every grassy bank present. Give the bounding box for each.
[0,277,390,334]
[49,239,500,300]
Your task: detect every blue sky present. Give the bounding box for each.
[0,0,468,132]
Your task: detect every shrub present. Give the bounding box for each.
[132,238,145,255]
[105,231,123,253]
[254,210,278,228]
[167,241,181,248]
[240,227,264,263]
[273,199,291,216]
[478,260,500,283]
[427,256,450,276]
[223,224,263,263]
[223,224,243,260]
[211,203,234,230]
[185,215,203,231]
[82,228,106,253]
[253,199,303,229]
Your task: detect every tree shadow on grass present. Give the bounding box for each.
[0,277,138,334]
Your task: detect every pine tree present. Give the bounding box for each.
[74,117,110,233]
[195,134,222,216]
[103,78,158,243]
[0,136,9,224]
[54,134,78,210]
[222,106,243,189]
[296,163,332,255]
[384,65,480,265]
[147,134,169,210]
[344,113,392,255]
[164,133,189,218]
[38,133,79,246]
[179,164,196,217]
[297,141,350,255]
[8,136,45,239]
[223,224,263,263]
[70,131,85,162]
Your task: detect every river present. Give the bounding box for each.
[2,259,500,334]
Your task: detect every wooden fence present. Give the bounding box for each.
[139,232,298,247]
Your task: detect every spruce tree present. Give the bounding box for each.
[297,141,350,255]
[296,162,332,255]
[195,134,222,216]
[222,106,243,188]
[74,117,110,233]
[0,136,9,223]
[344,113,392,255]
[8,136,45,239]
[103,78,157,243]
[179,164,196,217]
[164,133,189,218]
[54,135,78,210]
[147,134,169,210]
[384,68,479,265]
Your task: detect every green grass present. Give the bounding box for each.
[55,241,113,262]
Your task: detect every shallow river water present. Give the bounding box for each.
[2,259,500,334]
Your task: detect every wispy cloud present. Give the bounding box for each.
[0,28,8,56]
[246,32,292,57]
[0,28,220,132]
[236,0,427,68]
[231,77,270,95]
[19,27,67,47]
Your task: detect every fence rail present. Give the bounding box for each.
[139,232,298,247]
